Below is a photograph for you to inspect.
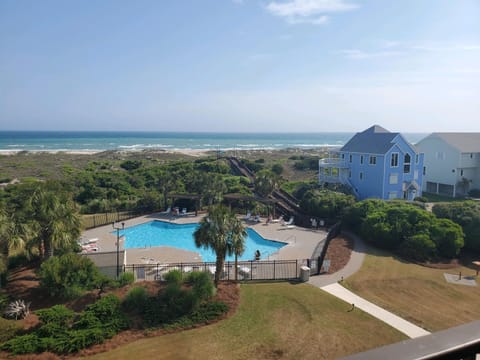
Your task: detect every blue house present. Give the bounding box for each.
[318,125,424,200]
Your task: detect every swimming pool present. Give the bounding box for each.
[117,220,286,262]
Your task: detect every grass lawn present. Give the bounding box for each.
[87,283,405,360]
[344,249,480,332]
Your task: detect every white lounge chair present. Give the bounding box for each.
[282,216,294,226]
[271,216,283,223]
[254,214,261,222]
[237,266,251,279]
[243,212,252,221]
[180,208,187,216]
[161,207,171,214]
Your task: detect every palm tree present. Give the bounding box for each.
[28,186,81,260]
[229,217,246,281]
[0,207,27,287]
[254,170,279,198]
[194,205,246,286]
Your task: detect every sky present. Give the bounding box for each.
[0,0,479,133]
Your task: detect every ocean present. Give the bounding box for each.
[0,131,427,152]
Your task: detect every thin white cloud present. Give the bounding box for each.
[412,44,480,52]
[339,49,403,59]
[232,0,244,4]
[265,0,358,25]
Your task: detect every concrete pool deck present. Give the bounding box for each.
[81,212,327,264]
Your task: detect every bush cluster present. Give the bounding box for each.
[124,270,222,328]
[300,189,355,222]
[1,295,128,355]
[432,201,480,252]
[39,253,105,299]
[344,199,464,261]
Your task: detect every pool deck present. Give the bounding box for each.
[81,212,327,264]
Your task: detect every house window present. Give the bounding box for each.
[388,191,397,199]
[470,153,473,159]
[341,154,345,159]
[423,166,426,175]
[359,172,363,180]
[415,154,419,164]
[414,170,418,180]
[436,152,445,160]
[369,156,376,165]
[360,155,364,164]
[349,170,352,178]
[460,169,464,176]
[404,153,411,173]
[389,173,398,184]
[391,153,399,167]
[349,154,352,163]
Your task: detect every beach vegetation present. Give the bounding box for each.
[344,200,464,261]
[432,201,480,252]
[39,253,105,299]
[254,169,280,198]
[300,189,355,222]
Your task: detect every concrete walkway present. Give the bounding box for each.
[308,231,366,288]
[321,283,430,338]
[309,232,431,339]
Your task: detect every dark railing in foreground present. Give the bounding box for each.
[124,259,304,282]
[340,320,480,360]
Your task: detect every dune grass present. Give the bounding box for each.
[87,283,405,360]
[344,249,480,332]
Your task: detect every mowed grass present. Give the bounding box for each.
[87,283,405,360]
[344,249,480,332]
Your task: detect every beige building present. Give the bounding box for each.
[416,133,480,197]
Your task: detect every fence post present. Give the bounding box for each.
[250,260,253,280]
[296,259,298,278]
[273,260,276,280]
[93,216,96,228]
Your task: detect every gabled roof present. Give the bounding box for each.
[434,133,480,153]
[341,125,398,154]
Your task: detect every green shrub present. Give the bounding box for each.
[0,293,9,312]
[271,163,283,175]
[164,269,183,285]
[39,253,103,299]
[1,334,43,354]
[300,189,355,221]
[122,286,149,313]
[0,317,19,343]
[36,305,76,325]
[400,234,436,261]
[414,196,427,203]
[185,271,215,301]
[117,272,135,287]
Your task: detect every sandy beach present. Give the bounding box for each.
[0,148,210,157]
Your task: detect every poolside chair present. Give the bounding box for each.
[161,207,171,214]
[243,212,252,221]
[180,208,187,216]
[254,214,261,222]
[271,215,283,223]
[282,216,294,226]
[237,265,251,279]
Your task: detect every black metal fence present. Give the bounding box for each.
[124,259,304,282]
[82,211,142,229]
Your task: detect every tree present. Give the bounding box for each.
[194,205,247,286]
[28,185,81,260]
[0,206,27,285]
[254,170,279,198]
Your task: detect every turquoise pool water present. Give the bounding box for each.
[118,220,285,262]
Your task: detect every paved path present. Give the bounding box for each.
[308,231,366,288]
[309,232,431,339]
[321,283,430,338]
